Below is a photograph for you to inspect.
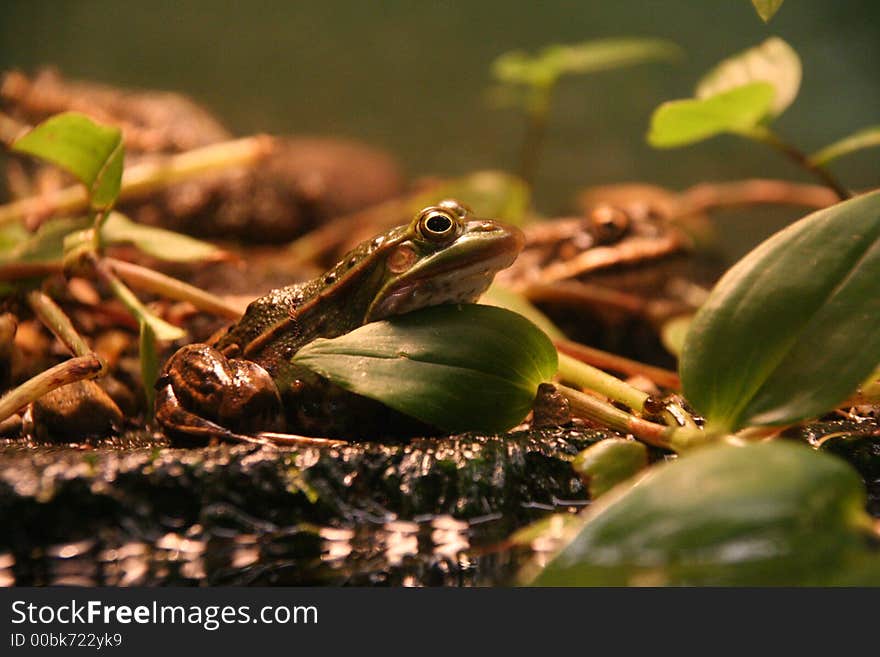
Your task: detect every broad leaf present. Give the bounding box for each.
[751,0,785,22]
[529,442,877,586]
[492,38,682,88]
[648,82,775,148]
[572,439,648,499]
[696,37,801,117]
[810,126,880,166]
[681,190,880,432]
[101,212,223,262]
[292,304,558,433]
[12,112,124,209]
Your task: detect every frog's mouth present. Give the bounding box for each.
[366,222,524,322]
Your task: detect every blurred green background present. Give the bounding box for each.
[1,0,878,259]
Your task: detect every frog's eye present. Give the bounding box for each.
[588,204,630,244]
[416,208,460,243]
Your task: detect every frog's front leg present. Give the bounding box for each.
[155,344,284,443]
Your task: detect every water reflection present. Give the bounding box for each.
[1,505,582,586]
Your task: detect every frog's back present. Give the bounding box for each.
[215,283,308,352]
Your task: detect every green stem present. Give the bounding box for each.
[557,383,685,450]
[518,84,553,189]
[749,127,851,201]
[104,257,243,320]
[91,257,186,341]
[0,135,274,226]
[557,351,649,412]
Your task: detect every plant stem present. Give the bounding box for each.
[104,257,242,320]
[557,352,649,412]
[554,383,709,451]
[519,86,553,189]
[26,290,93,358]
[0,262,63,281]
[556,338,681,390]
[749,128,851,201]
[91,257,186,341]
[0,135,274,226]
[0,354,103,422]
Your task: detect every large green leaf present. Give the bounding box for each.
[12,112,124,210]
[529,442,877,586]
[648,82,775,148]
[492,38,682,88]
[681,190,880,432]
[292,304,558,433]
[696,37,800,117]
[810,126,880,166]
[100,212,222,262]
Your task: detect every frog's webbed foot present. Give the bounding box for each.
[155,344,284,444]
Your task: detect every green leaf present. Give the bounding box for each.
[659,314,692,358]
[100,212,223,262]
[492,38,682,88]
[648,82,775,148]
[0,217,89,265]
[0,223,29,254]
[139,321,159,411]
[529,442,877,586]
[696,37,801,117]
[12,112,124,210]
[572,439,648,499]
[810,126,880,166]
[680,190,880,432]
[292,304,558,433]
[104,271,186,342]
[751,0,785,22]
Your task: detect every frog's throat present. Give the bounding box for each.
[365,234,522,322]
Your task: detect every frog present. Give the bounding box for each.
[155,200,525,443]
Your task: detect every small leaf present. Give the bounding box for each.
[0,223,29,254]
[100,212,223,262]
[529,442,877,586]
[12,112,124,209]
[104,270,186,342]
[696,37,801,117]
[492,38,682,88]
[139,321,159,411]
[0,217,90,265]
[680,190,880,432]
[810,126,880,166]
[572,439,648,499]
[659,314,692,358]
[292,304,558,433]
[648,82,775,148]
[751,0,785,22]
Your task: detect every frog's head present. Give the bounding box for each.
[364,200,524,321]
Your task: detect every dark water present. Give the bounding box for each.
[1,507,579,587]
